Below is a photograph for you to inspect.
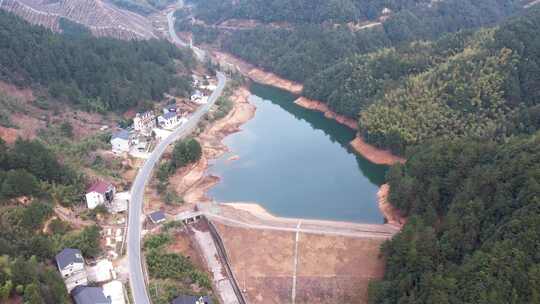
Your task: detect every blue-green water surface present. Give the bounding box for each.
[208,84,388,223]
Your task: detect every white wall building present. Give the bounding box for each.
[85,181,116,209]
[55,248,88,292]
[110,129,131,154]
[133,111,156,135]
[190,90,208,104]
[157,112,182,130]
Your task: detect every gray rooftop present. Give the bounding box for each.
[148,210,166,223]
[111,129,130,140]
[56,248,84,270]
[163,112,177,120]
[72,286,111,304]
[172,295,212,304]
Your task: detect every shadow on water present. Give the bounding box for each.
[250,83,388,186]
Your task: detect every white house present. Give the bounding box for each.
[190,90,208,104]
[85,181,116,209]
[110,129,131,154]
[200,83,217,91]
[157,112,181,130]
[190,90,202,101]
[133,111,156,135]
[56,248,85,278]
[56,248,88,292]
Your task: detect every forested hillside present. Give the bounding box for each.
[189,0,522,25]
[358,8,540,154]
[303,30,476,117]
[369,132,540,303]
[180,0,539,156]
[0,10,195,112]
[0,138,104,303]
[185,0,524,83]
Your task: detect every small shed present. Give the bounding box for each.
[148,210,166,224]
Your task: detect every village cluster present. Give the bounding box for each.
[110,75,217,158]
[54,180,128,304]
[52,75,217,304]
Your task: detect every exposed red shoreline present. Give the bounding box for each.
[350,136,406,166]
[212,50,303,94]
[294,97,359,130]
[378,184,406,229]
[294,97,405,165]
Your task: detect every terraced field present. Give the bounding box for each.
[0,0,156,39]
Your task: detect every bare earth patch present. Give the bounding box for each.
[212,51,303,94]
[293,96,405,166]
[0,81,117,143]
[214,222,387,304]
[215,223,295,304]
[350,136,405,166]
[167,228,207,272]
[377,184,406,229]
[294,97,358,130]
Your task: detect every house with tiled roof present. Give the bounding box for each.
[85,180,115,209]
[110,129,131,154]
[72,286,111,304]
[56,248,88,292]
[148,210,166,225]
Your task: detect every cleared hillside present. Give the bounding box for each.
[0,0,156,39]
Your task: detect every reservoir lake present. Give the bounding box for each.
[207,83,388,223]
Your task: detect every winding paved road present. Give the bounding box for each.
[127,74,226,304]
[128,5,226,303]
[166,2,206,61]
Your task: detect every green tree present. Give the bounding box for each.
[62,225,101,257]
[59,121,74,138]
[0,170,40,200]
[171,138,202,169]
[23,283,43,304]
